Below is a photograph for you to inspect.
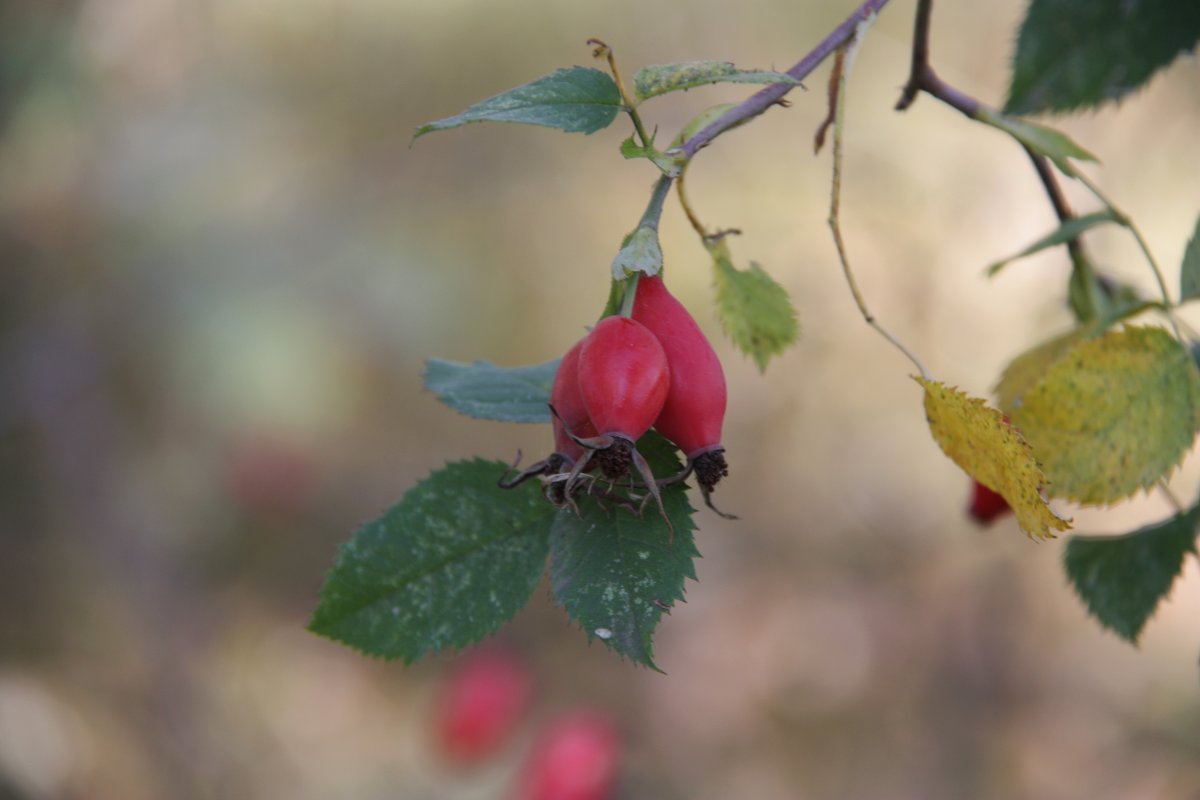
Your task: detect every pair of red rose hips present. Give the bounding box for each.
[502,274,731,520]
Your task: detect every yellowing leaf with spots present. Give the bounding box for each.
[918,377,1071,539]
[1010,326,1200,505]
[994,326,1094,415]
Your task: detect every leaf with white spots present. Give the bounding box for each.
[309,460,556,662]
[548,433,699,671]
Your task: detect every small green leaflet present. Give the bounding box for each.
[671,103,737,148]
[1064,506,1199,643]
[412,67,621,142]
[424,358,558,423]
[973,107,1097,176]
[633,61,801,102]
[986,211,1118,276]
[1011,326,1200,504]
[1006,0,1200,115]
[309,460,557,662]
[710,239,798,371]
[619,135,684,177]
[1179,215,1200,303]
[548,434,699,670]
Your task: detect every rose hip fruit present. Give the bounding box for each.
[631,274,733,517]
[967,479,1011,525]
[513,711,621,800]
[576,315,670,479]
[550,337,598,465]
[436,646,533,763]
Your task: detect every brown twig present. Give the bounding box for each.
[894,0,1089,268]
[677,0,894,159]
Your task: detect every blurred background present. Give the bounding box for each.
[3,0,1199,798]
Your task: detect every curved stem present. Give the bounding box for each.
[1071,171,1182,339]
[588,38,653,148]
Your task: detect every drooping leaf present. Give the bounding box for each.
[995,327,1096,415]
[309,460,557,662]
[424,358,558,423]
[987,211,1118,276]
[619,135,684,177]
[917,377,1071,539]
[412,67,621,141]
[973,107,1098,175]
[633,61,800,102]
[1005,0,1200,115]
[548,435,698,671]
[1179,215,1200,303]
[611,225,663,280]
[1012,326,1200,504]
[1064,506,1199,642]
[710,239,798,372]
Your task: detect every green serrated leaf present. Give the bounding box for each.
[548,436,698,671]
[424,358,557,423]
[987,211,1118,276]
[1011,326,1200,504]
[619,135,684,177]
[974,107,1097,175]
[412,66,621,142]
[309,460,556,662]
[611,225,663,280]
[710,240,798,371]
[1179,215,1200,303]
[1006,0,1200,115]
[1064,507,1199,643]
[633,61,800,102]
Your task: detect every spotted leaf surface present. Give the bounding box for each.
[633,61,800,101]
[548,434,699,670]
[309,460,556,662]
[1011,326,1200,504]
[413,67,621,141]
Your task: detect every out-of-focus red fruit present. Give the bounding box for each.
[436,647,533,763]
[968,479,1011,525]
[514,712,621,800]
[224,432,315,517]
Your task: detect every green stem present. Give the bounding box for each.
[618,273,640,317]
[639,175,672,231]
[1073,171,1182,340]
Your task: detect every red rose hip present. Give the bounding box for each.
[631,274,732,516]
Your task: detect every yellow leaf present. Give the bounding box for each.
[1011,326,1200,504]
[918,377,1072,540]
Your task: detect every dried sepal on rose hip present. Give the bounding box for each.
[631,274,734,518]
[566,314,672,529]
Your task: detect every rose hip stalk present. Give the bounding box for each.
[631,274,734,518]
[568,315,672,529]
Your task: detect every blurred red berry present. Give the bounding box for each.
[514,711,621,800]
[436,647,533,763]
[968,479,1011,525]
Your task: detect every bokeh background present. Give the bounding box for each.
[3,1,1200,798]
